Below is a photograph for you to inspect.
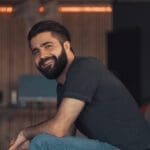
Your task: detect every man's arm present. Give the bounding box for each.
[25,98,85,138]
[9,98,85,150]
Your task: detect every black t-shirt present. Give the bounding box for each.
[57,57,150,150]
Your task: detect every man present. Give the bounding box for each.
[9,20,150,150]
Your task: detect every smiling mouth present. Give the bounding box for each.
[41,59,55,69]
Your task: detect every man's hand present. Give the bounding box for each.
[9,131,29,150]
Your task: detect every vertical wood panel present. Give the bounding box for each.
[0,16,37,106]
[60,11,112,63]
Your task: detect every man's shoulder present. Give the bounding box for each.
[73,56,102,67]
[67,56,106,77]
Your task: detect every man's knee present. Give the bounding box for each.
[30,134,55,150]
[31,134,46,144]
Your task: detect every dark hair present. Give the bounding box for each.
[27,20,71,44]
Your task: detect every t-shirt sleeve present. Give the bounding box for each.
[63,59,100,103]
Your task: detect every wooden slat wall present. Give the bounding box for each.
[60,12,112,63]
[0,16,37,106]
[0,10,112,106]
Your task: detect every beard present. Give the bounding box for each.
[36,47,68,79]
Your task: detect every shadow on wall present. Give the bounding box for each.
[0,91,3,104]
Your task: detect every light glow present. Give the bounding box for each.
[38,6,45,13]
[0,6,14,14]
[58,6,112,13]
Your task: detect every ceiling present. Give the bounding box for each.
[0,0,148,5]
[0,0,112,5]
[0,0,52,5]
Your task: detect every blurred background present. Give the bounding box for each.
[0,0,150,149]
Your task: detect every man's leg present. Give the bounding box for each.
[29,133,119,150]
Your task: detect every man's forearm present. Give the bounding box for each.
[22,98,84,140]
[23,117,62,140]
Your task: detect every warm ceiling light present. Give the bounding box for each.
[58,6,112,13]
[38,6,45,13]
[0,6,14,14]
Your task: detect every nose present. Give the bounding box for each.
[40,49,49,59]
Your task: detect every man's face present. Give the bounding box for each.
[30,32,68,79]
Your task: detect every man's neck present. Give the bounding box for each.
[56,53,75,85]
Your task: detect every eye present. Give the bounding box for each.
[32,49,40,55]
[45,44,52,49]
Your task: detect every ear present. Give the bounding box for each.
[63,41,71,52]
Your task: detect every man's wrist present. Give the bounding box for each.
[21,127,32,140]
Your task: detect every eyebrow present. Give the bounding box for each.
[31,41,53,52]
[40,41,53,47]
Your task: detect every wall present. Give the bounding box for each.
[112,2,150,104]
[0,16,37,105]
[61,12,112,62]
